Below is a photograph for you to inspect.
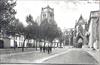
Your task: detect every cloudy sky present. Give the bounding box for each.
[15,0,99,30]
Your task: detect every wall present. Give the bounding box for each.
[3,37,10,48]
[98,17,100,50]
[88,19,93,48]
[88,17,100,49]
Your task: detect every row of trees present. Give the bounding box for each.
[22,15,63,51]
[0,0,63,52]
[8,15,63,52]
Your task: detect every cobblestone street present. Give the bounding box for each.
[43,48,99,64]
[0,47,69,63]
[0,46,99,65]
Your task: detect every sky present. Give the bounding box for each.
[15,0,99,30]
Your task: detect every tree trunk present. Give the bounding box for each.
[14,36,16,50]
[39,39,40,47]
[43,39,46,53]
[50,42,53,52]
[54,43,55,49]
[36,40,38,51]
[33,40,35,48]
[60,42,62,47]
[51,42,53,47]
[57,43,58,47]
[44,39,46,47]
[22,38,26,52]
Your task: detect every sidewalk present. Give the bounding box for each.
[0,48,39,55]
[82,47,100,64]
[0,46,69,63]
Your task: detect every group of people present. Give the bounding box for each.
[40,46,52,54]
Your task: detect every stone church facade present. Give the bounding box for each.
[73,15,87,47]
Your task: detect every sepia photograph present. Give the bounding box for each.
[0,0,100,65]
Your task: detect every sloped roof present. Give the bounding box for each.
[43,5,54,11]
[75,15,86,27]
[87,10,100,31]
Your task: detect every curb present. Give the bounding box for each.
[33,49,71,63]
[0,47,68,57]
[0,51,37,57]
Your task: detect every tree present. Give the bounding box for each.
[26,14,34,25]
[0,0,16,49]
[0,0,16,32]
[6,19,24,50]
[21,14,39,51]
[6,19,24,36]
[31,22,39,50]
[40,19,61,47]
[21,15,33,52]
[57,29,64,47]
[40,19,49,47]
[64,30,70,45]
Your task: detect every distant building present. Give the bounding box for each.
[0,32,28,48]
[10,34,26,48]
[0,29,10,48]
[74,15,87,47]
[41,5,54,23]
[87,10,100,50]
[35,5,55,25]
[64,28,74,46]
[10,34,36,48]
[0,37,10,48]
[75,15,87,37]
[35,16,41,25]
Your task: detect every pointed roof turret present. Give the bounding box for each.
[79,15,83,21]
[75,15,86,26]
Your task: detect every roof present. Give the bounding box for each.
[42,5,54,11]
[75,15,86,27]
[87,10,100,31]
[90,10,100,18]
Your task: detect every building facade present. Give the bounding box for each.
[64,28,74,46]
[88,10,100,50]
[0,30,10,48]
[10,34,26,47]
[74,15,87,47]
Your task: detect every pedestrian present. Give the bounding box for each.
[47,46,50,54]
[49,46,52,53]
[40,45,42,52]
[43,46,45,52]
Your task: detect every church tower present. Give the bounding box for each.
[41,5,54,22]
